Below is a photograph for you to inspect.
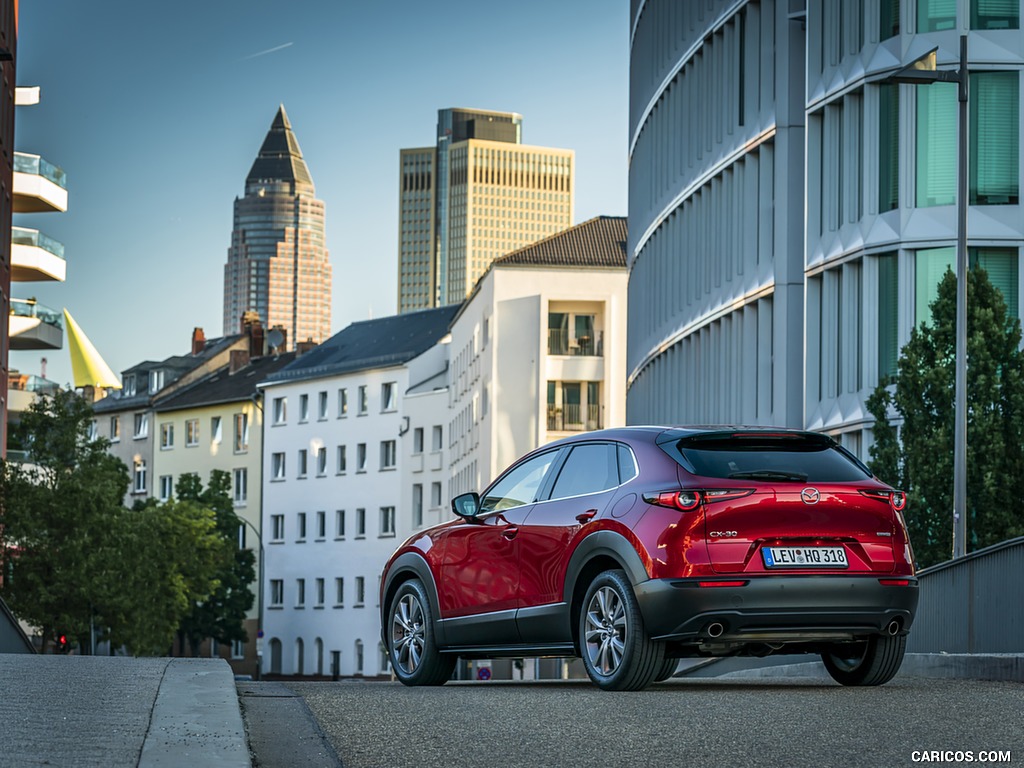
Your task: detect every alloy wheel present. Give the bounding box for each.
[391,593,425,675]
[584,585,627,676]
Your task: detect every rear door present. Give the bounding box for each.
[674,433,897,575]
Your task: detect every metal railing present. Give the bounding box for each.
[14,152,67,189]
[547,404,602,431]
[547,329,603,357]
[12,227,65,259]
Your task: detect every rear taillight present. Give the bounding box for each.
[643,488,753,511]
[890,490,906,511]
[859,488,908,511]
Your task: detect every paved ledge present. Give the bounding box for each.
[0,655,249,768]
[712,653,1024,682]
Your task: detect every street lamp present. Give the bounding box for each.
[887,36,969,559]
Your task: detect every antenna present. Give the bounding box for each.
[267,328,285,353]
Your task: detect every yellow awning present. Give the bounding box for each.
[63,309,121,389]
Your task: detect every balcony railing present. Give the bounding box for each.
[12,226,66,260]
[10,299,63,328]
[14,152,67,189]
[547,329,603,357]
[547,404,602,432]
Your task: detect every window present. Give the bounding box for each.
[335,577,345,606]
[547,312,600,356]
[380,440,397,470]
[880,0,900,38]
[480,451,558,514]
[356,508,366,538]
[355,577,366,606]
[877,253,900,383]
[381,382,396,411]
[234,413,249,453]
[185,419,199,447]
[270,579,284,607]
[357,443,367,472]
[297,449,308,478]
[159,475,173,501]
[413,427,424,454]
[296,578,306,607]
[431,425,443,451]
[970,72,1019,205]
[316,511,326,539]
[148,370,164,394]
[233,468,248,505]
[317,447,327,476]
[380,506,396,537]
[918,0,956,31]
[160,422,174,449]
[916,82,957,207]
[318,391,328,420]
[297,512,307,541]
[972,247,1020,318]
[337,445,347,473]
[271,514,285,541]
[273,397,287,425]
[413,484,424,528]
[272,452,286,480]
[358,385,368,414]
[211,416,222,445]
[133,460,147,494]
[315,578,325,607]
[133,412,149,439]
[879,83,899,213]
[87,420,98,441]
[299,393,309,422]
[972,0,1019,28]
[549,443,620,500]
[338,388,348,417]
[431,481,442,508]
[231,640,245,660]
[335,510,346,538]
[123,374,137,397]
[110,416,120,442]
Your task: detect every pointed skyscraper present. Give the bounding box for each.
[223,105,332,345]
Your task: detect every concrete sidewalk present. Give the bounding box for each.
[0,655,250,768]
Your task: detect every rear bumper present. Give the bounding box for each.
[634,575,919,643]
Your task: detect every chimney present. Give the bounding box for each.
[192,327,206,355]
[249,323,265,358]
[229,349,251,374]
[296,337,317,357]
[240,310,261,334]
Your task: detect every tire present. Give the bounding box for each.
[578,569,665,691]
[821,633,906,686]
[387,579,455,686]
[654,657,678,682]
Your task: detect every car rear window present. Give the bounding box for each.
[663,433,871,483]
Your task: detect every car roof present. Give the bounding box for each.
[539,425,829,451]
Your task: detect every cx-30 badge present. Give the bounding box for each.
[801,487,821,505]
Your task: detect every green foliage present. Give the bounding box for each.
[174,471,255,655]
[868,267,1024,568]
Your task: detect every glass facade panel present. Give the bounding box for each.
[879,84,900,212]
[916,83,957,207]
[971,0,1019,28]
[970,72,1019,205]
[918,0,957,30]
[881,0,902,38]
[878,253,899,383]
[915,247,956,326]
[971,247,1020,318]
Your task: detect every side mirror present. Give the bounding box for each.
[451,492,481,520]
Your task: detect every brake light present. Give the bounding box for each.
[702,489,755,503]
[642,488,753,512]
[859,488,908,511]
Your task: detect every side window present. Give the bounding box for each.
[549,443,620,500]
[617,444,638,484]
[480,451,559,515]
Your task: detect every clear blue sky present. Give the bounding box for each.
[11,0,628,388]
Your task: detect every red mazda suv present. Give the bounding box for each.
[380,427,918,691]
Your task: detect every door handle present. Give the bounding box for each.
[502,527,519,540]
[576,509,598,524]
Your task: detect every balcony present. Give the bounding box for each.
[547,403,602,432]
[13,152,68,213]
[7,372,60,415]
[9,299,64,350]
[547,328,603,357]
[11,226,66,282]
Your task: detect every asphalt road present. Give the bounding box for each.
[287,676,1024,768]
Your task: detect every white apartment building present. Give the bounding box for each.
[258,306,458,677]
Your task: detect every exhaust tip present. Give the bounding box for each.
[886,619,901,636]
[706,622,725,638]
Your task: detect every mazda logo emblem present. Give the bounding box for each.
[801,487,820,505]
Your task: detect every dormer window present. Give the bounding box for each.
[123,375,137,397]
[148,370,164,394]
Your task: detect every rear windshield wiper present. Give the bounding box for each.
[728,470,808,482]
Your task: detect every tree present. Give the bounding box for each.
[0,390,128,653]
[174,471,255,656]
[868,267,1024,568]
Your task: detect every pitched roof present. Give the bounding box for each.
[491,215,627,269]
[246,105,314,188]
[154,352,299,413]
[264,305,461,385]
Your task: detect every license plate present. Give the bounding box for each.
[762,546,848,568]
